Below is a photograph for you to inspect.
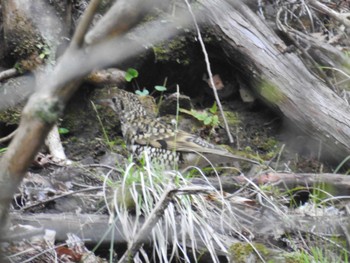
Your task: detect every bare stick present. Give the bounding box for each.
[0,130,17,144]
[118,186,213,262]
[118,188,177,263]
[183,0,234,144]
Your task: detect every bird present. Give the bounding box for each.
[97,88,259,169]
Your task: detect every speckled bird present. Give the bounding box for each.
[98,88,258,169]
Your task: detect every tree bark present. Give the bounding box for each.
[199,0,350,161]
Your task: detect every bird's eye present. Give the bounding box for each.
[112,97,117,104]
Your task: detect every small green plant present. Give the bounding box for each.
[0,147,7,154]
[154,85,167,92]
[124,68,139,82]
[135,88,149,96]
[14,62,24,74]
[36,43,51,59]
[334,155,350,174]
[180,102,220,128]
[126,68,168,99]
[58,127,69,135]
[153,78,168,106]
[136,84,168,97]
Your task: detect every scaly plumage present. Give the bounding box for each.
[98,88,258,168]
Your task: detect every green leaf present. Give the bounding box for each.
[212,115,219,127]
[135,89,149,96]
[0,147,7,153]
[180,108,219,127]
[58,127,70,134]
[39,53,46,59]
[14,63,23,74]
[179,108,193,116]
[209,102,217,114]
[125,68,139,82]
[108,141,116,147]
[193,111,208,121]
[203,116,212,125]
[154,85,167,92]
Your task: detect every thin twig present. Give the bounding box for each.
[183,0,234,144]
[308,0,350,28]
[275,8,338,93]
[82,163,121,171]
[0,130,17,144]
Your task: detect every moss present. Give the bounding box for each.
[223,111,240,126]
[7,10,44,61]
[258,80,286,104]
[0,95,64,127]
[260,138,278,152]
[284,252,312,263]
[0,108,22,125]
[261,139,279,160]
[249,134,280,161]
[152,35,192,65]
[33,99,62,124]
[235,136,279,161]
[229,242,270,263]
[253,243,270,256]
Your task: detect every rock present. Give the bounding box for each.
[158,93,192,116]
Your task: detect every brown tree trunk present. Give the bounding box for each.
[199,0,350,161]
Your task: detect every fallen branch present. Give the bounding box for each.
[192,172,350,196]
[7,209,349,257]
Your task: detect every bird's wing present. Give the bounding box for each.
[165,130,224,154]
[128,119,258,164]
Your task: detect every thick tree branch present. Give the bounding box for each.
[0,0,103,231]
